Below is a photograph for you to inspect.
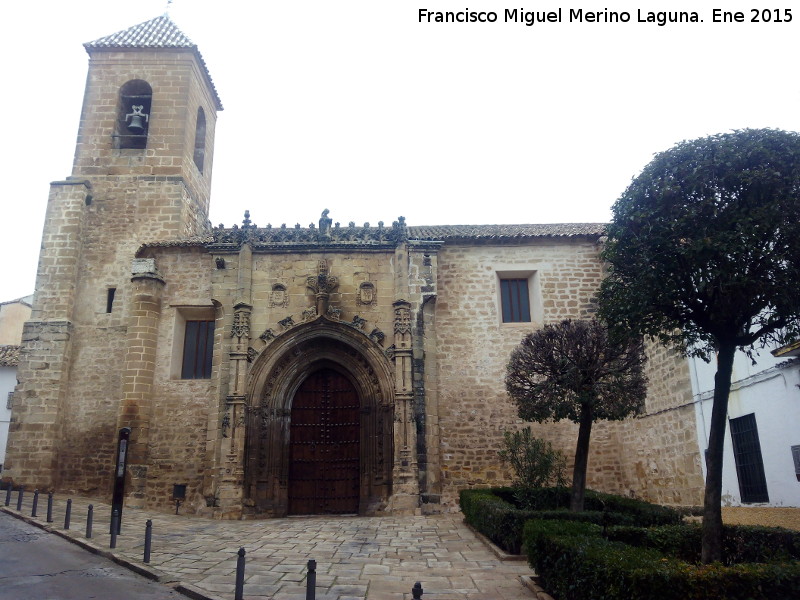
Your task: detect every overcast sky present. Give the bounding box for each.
[2,1,798,301]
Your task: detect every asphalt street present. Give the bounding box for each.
[0,511,183,600]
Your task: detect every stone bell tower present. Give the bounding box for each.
[4,15,222,493]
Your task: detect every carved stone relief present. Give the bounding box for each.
[393,300,412,335]
[231,303,252,339]
[269,283,289,308]
[357,281,376,305]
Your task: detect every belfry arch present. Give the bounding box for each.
[243,319,395,516]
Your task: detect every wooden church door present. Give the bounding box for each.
[288,369,360,514]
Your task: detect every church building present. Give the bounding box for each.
[3,16,705,518]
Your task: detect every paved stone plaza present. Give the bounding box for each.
[2,494,536,600]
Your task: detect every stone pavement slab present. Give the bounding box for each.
[2,492,537,600]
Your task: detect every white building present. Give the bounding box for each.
[691,344,800,507]
[0,296,32,472]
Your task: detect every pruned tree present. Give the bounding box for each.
[505,319,647,512]
[598,128,800,563]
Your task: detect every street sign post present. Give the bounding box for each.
[110,427,131,534]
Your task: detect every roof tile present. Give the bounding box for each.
[84,15,194,48]
[137,222,606,254]
[0,345,20,367]
[408,223,606,240]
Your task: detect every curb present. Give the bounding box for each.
[520,575,556,600]
[463,521,558,599]
[1,505,219,600]
[464,521,527,561]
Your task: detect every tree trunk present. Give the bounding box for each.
[701,342,736,564]
[570,404,594,512]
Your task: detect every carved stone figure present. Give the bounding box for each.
[270,283,289,308]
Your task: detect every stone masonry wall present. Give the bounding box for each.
[431,239,704,508]
[5,181,90,490]
[614,343,704,506]
[6,320,73,490]
[139,248,216,511]
[47,177,205,496]
[433,239,605,506]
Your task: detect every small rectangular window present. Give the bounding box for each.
[729,413,769,503]
[181,320,214,379]
[106,288,116,313]
[500,278,531,323]
[6,392,12,410]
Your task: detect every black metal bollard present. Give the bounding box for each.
[110,510,119,549]
[47,492,54,523]
[110,503,122,535]
[16,486,24,511]
[5,482,11,506]
[64,499,72,529]
[234,547,246,600]
[86,504,93,538]
[412,581,424,599]
[143,519,152,563]
[31,490,39,517]
[306,559,317,600]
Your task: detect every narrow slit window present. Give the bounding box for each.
[106,288,116,313]
[193,107,206,172]
[181,320,215,379]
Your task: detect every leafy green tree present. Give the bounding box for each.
[498,426,567,507]
[505,319,647,512]
[598,128,800,563]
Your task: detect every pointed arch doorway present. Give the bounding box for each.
[289,368,360,515]
[244,321,395,517]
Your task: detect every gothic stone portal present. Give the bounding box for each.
[244,322,394,516]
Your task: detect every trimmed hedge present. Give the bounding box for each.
[459,487,680,554]
[459,489,529,553]
[607,523,800,565]
[523,519,800,600]
[491,486,681,525]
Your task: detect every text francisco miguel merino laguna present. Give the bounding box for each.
[419,7,708,27]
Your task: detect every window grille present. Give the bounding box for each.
[181,320,214,379]
[500,278,531,323]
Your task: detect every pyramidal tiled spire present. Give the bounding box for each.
[84,15,222,110]
[84,15,194,49]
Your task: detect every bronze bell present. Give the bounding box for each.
[127,114,145,133]
[125,105,149,134]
